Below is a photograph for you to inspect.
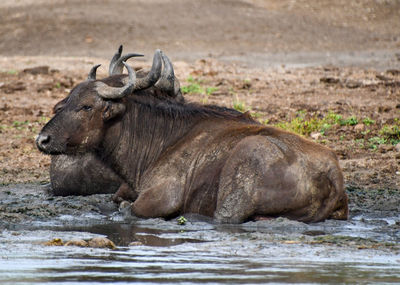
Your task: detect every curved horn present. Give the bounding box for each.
[108,45,123,75]
[154,52,176,96]
[87,64,101,81]
[109,53,144,76]
[133,49,162,90]
[96,62,136,99]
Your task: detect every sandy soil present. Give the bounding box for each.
[0,0,399,69]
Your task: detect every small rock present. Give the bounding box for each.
[241,81,251,89]
[323,65,338,72]
[88,237,116,249]
[345,80,361,89]
[386,69,400,76]
[378,106,392,113]
[64,239,88,247]
[119,200,131,211]
[119,200,132,217]
[37,83,54,93]
[320,77,340,84]
[311,132,322,140]
[23,66,49,75]
[128,241,143,246]
[43,238,64,246]
[282,240,300,244]
[354,123,365,131]
[1,81,26,93]
[395,143,400,152]
[379,144,393,153]
[85,36,93,43]
[376,74,390,81]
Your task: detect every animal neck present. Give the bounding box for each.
[99,97,196,189]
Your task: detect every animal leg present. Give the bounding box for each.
[214,186,255,224]
[112,183,138,203]
[131,180,183,218]
[213,136,284,224]
[213,140,263,223]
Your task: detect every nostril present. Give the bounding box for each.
[37,134,50,146]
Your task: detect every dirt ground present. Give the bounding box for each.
[0,0,399,193]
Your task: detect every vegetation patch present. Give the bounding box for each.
[181,76,218,96]
[379,119,400,145]
[273,110,344,136]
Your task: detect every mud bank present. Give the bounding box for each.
[1,183,400,230]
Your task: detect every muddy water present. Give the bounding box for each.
[0,184,400,284]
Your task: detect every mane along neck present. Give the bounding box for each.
[99,96,257,189]
[100,97,195,189]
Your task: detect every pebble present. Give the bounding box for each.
[43,237,116,249]
[43,238,64,246]
[128,241,144,246]
[310,132,322,140]
[64,239,88,247]
[354,123,365,131]
[88,237,116,249]
[119,200,131,211]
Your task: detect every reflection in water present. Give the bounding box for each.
[57,223,204,247]
[1,218,400,284]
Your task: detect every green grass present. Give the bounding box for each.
[274,110,345,136]
[232,99,247,112]
[379,120,400,145]
[339,116,358,126]
[272,111,390,143]
[362,117,375,126]
[177,216,187,225]
[206,87,218,96]
[181,76,218,96]
[181,82,204,94]
[368,136,387,150]
[12,120,29,130]
[6,69,18,75]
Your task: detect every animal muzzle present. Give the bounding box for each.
[36,133,52,154]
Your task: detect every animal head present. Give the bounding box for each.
[36,48,180,155]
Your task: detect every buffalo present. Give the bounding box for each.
[48,46,184,201]
[37,52,348,223]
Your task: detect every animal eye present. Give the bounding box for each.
[80,105,92,111]
[53,106,63,114]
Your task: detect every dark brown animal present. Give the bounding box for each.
[37,59,348,223]
[49,46,183,200]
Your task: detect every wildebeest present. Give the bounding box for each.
[37,55,348,223]
[49,46,184,200]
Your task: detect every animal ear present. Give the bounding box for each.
[52,97,68,114]
[102,102,126,122]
